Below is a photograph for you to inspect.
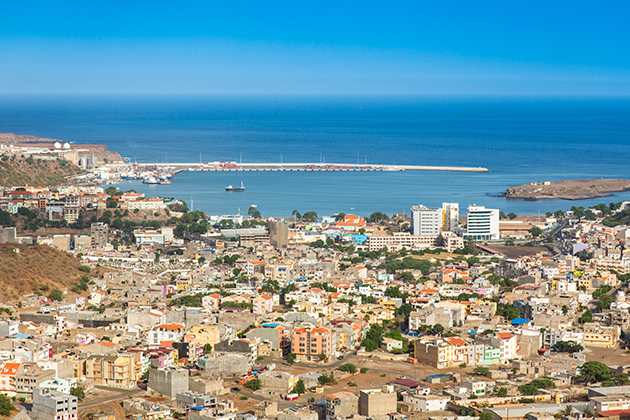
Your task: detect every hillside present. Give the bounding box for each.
[0,244,91,301]
[0,155,83,187]
[603,209,630,227]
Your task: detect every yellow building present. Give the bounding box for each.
[85,355,137,388]
[187,326,221,348]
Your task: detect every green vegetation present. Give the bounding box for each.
[48,290,63,301]
[292,379,306,394]
[474,366,489,375]
[70,386,85,401]
[0,155,83,187]
[361,324,384,351]
[169,294,204,307]
[338,363,358,374]
[0,394,15,416]
[219,301,253,310]
[495,303,520,321]
[287,353,296,364]
[578,361,610,383]
[378,257,432,275]
[203,344,213,354]
[551,341,583,353]
[244,379,262,391]
[317,374,334,385]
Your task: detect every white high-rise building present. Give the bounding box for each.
[441,203,459,232]
[464,205,500,240]
[411,205,443,236]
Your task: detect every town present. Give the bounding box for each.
[0,172,630,420]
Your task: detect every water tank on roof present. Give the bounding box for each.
[63,142,71,149]
[54,142,62,149]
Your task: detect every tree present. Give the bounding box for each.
[529,226,544,238]
[293,379,306,394]
[292,210,301,219]
[507,212,518,220]
[339,363,358,374]
[335,213,346,221]
[599,294,614,310]
[105,186,118,196]
[432,324,444,335]
[318,374,334,385]
[203,343,213,354]
[560,405,574,416]
[248,206,261,218]
[0,395,15,416]
[287,353,296,364]
[579,361,611,383]
[244,379,262,391]
[48,290,63,301]
[496,387,508,397]
[480,413,494,420]
[361,324,384,351]
[578,309,593,324]
[369,212,389,222]
[518,384,540,395]
[552,341,583,353]
[474,366,490,375]
[302,211,318,221]
[70,386,85,401]
[499,211,507,219]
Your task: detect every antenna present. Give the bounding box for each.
[191,196,193,212]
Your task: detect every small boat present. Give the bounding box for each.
[226,182,245,192]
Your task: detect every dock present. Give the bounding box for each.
[150,162,490,173]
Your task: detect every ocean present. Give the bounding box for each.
[0,94,629,217]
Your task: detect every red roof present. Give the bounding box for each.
[155,324,184,330]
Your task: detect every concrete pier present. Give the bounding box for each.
[152,162,489,173]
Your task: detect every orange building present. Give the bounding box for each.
[291,327,333,361]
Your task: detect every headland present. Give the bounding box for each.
[502,178,630,200]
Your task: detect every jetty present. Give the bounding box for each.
[150,162,489,173]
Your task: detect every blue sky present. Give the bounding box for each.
[1,1,628,94]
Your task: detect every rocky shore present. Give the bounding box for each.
[502,178,630,200]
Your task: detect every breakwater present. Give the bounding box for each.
[152,162,490,173]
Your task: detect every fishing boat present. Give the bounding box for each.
[225,181,245,192]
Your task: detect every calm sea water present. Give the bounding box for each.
[0,95,629,217]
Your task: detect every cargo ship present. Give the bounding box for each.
[225,182,245,192]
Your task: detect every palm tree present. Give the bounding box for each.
[582,407,594,418]
[292,210,301,219]
[559,405,574,416]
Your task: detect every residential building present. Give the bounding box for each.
[149,324,186,346]
[31,388,78,420]
[291,327,333,362]
[325,392,359,420]
[268,220,289,249]
[84,355,137,388]
[90,222,109,248]
[359,386,397,417]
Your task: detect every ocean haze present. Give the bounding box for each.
[0,94,629,217]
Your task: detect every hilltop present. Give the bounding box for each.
[0,155,83,187]
[0,244,93,301]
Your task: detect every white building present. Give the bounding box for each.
[148,324,186,346]
[464,205,500,240]
[441,202,459,232]
[403,395,449,412]
[411,205,443,236]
